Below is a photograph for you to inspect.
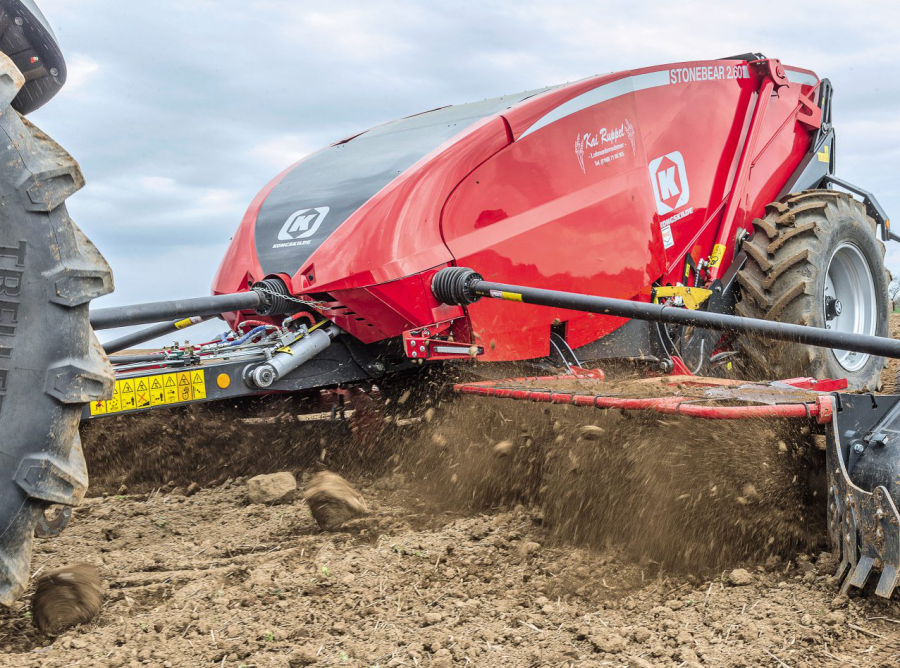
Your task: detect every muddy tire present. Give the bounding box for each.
[736,191,888,391]
[0,54,113,605]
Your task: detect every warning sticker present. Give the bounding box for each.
[190,370,206,400]
[90,369,207,416]
[164,374,178,404]
[135,377,151,409]
[119,379,136,411]
[177,372,191,403]
[709,243,727,269]
[149,376,165,406]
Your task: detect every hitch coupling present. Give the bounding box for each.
[246,323,342,388]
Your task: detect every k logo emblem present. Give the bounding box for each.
[648,152,689,216]
[277,207,330,241]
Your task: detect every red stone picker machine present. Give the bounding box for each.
[0,0,899,606]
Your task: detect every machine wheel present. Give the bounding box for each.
[736,190,889,391]
[0,53,113,605]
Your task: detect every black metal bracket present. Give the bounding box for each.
[820,174,895,243]
[828,393,900,597]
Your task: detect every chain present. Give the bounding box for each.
[253,285,331,311]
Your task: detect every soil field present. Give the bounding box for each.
[3,328,900,666]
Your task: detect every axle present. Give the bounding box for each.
[432,267,900,359]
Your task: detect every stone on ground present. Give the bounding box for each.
[303,471,368,530]
[31,564,102,635]
[728,568,753,586]
[247,472,297,505]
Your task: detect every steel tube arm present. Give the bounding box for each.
[432,268,900,359]
[91,292,261,331]
[108,353,167,365]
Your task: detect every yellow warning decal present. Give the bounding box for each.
[149,376,165,406]
[134,378,151,409]
[709,243,727,269]
[119,379,136,411]
[190,370,206,400]
[161,374,176,404]
[93,369,208,416]
[817,144,830,164]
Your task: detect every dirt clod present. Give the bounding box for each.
[516,540,541,558]
[303,471,368,530]
[590,630,627,653]
[830,593,850,609]
[422,612,443,625]
[492,440,514,456]
[728,568,754,586]
[247,471,297,504]
[31,564,102,636]
[578,424,605,440]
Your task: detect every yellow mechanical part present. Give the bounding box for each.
[653,285,713,310]
[709,244,727,269]
[275,320,328,354]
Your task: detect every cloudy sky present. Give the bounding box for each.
[31,0,900,345]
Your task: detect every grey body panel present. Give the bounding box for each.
[253,88,549,277]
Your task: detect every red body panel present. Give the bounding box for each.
[212,58,820,362]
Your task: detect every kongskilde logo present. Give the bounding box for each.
[277,206,330,242]
[648,151,689,215]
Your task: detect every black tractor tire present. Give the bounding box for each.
[736,190,889,391]
[0,53,113,605]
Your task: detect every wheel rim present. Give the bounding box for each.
[824,242,877,372]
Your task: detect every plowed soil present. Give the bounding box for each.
[4,332,900,666]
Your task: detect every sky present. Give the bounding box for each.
[30,0,900,346]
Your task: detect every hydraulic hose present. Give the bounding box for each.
[230,325,267,347]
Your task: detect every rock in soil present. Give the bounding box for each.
[303,471,368,530]
[31,564,102,635]
[516,540,541,558]
[246,471,297,504]
[728,568,754,586]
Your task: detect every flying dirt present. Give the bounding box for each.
[0,0,898,664]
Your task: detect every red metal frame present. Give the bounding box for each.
[706,59,818,282]
[401,319,482,361]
